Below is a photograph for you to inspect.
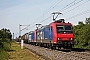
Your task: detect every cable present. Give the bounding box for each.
[58,0,77,12]
[41,0,90,25]
[29,0,83,31]
[30,0,63,26]
[16,0,89,37]
[20,25,30,31]
[39,15,52,23]
[44,0,62,14]
[28,0,77,29]
[38,0,78,24]
[27,15,52,30]
[66,9,90,20]
[59,0,84,12]
[63,0,90,14]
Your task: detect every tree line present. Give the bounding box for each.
[74,17,90,49]
[0,28,12,60]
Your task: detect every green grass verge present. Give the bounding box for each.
[8,42,43,60]
[0,49,8,60]
[0,41,10,60]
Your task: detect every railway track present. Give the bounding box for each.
[24,43,90,60]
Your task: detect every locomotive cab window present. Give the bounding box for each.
[56,25,72,33]
[65,26,72,31]
[56,26,64,31]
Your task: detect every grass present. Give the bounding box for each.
[8,42,43,60]
[0,40,11,60]
[0,49,8,60]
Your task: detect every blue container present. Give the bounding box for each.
[43,26,53,40]
[36,28,44,41]
[28,31,34,42]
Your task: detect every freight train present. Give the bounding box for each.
[18,18,74,49]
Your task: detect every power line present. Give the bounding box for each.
[39,15,52,23]
[44,0,62,14]
[39,0,90,26]
[16,0,90,37]
[28,16,52,30]
[66,9,90,20]
[58,0,77,12]
[30,0,77,26]
[63,0,90,14]
[29,0,84,31]
[27,0,63,31]
[24,0,86,28]
[59,0,84,12]
[20,25,30,31]
[38,0,78,24]
[30,0,63,26]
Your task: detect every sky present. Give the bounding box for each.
[0,0,90,38]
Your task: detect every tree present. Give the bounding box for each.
[85,17,90,24]
[74,18,90,49]
[0,28,12,60]
[74,21,85,48]
[0,28,12,49]
[0,28,12,40]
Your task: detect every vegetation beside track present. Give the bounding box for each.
[74,17,90,49]
[0,28,42,60]
[8,42,43,60]
[0,28,12,60]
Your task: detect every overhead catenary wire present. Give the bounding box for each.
[16,0,90,37]
[15,24,30,37]
[44,0,63,15]
[58,0,84,12]
[63,0,90,14]
[38,0,79,24]
[58,0,77,12]
[37,0,78,24]
[27,0,63,31]
[27,16,52,30]
[39,0,90,26]
[30,0,63,26]
[29,0,78,25]
[39,15,52,23]
[20,25,30,31]
[38,8,90,30]
[66,8,90,20]
[29,0,85,30]
[26,0,87,28]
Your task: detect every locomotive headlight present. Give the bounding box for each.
[57,38,60,40]
[70,38,73,40]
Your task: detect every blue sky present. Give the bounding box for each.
[0,0,90,38]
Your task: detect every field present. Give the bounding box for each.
[8,42,43,60]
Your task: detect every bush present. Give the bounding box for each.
[0,28,12,59]
[0,39,11,60]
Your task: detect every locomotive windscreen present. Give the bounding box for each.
[65,26,72,31]
[56,25,73,33]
